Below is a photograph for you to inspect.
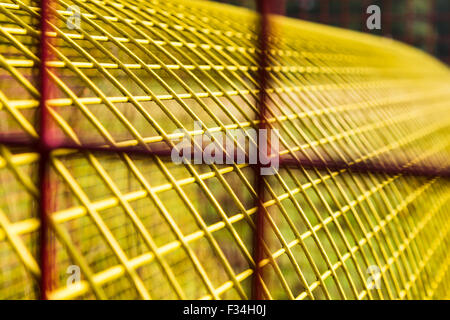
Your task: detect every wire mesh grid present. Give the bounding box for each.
[0,0,449,300]
[215,0,450,65]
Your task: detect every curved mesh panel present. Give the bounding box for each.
[0,0,449,299]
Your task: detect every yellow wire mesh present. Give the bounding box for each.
[0,0,449,300]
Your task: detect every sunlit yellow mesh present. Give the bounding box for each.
[0,0,449,300]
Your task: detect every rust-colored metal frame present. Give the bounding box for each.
[0,0,449,300]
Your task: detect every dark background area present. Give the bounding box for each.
[212,0,450,65]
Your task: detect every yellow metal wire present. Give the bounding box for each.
[0,0,449,300]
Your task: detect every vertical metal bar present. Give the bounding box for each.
[38,0,54,300]
[252,0,271,300]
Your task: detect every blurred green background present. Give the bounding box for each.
[212,0,450,65]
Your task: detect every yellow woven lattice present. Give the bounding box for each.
[0,0,449,300]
